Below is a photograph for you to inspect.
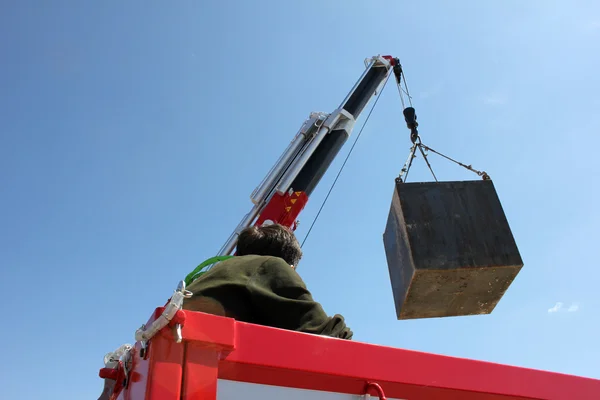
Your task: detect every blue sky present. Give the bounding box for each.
[2,1,600,398]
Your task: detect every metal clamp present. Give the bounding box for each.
[120,350,133,388]
[139,340,148,359]
[103,344,133,370]
[314,114,326,129]
[135,281,193,349]
[100,344,134,395]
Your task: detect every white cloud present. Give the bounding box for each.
[548,301,580,313]
[548,302,563,313]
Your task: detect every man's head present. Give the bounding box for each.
[236,223,303,268]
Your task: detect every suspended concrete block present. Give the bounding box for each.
[383,180,523,320]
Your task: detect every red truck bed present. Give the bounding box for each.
[110,308,600,400]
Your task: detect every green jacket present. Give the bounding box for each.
[183,254,352,340]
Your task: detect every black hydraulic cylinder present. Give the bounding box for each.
[291,62,390,196]
[343,65,389,119]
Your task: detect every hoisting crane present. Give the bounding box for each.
[98,55,600,400]
[217,55,401,256]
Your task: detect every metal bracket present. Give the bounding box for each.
[364,382,387,400]
[101,344,134,392]
[135,281,192,345]
[120,350,133,388]
[139,339,149,359]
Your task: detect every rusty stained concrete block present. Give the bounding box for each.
[383,180,524,320]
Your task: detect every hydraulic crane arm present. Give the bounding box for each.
[218,55,398,256]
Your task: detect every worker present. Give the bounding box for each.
[97,224,351,400]
[183,223,353,339]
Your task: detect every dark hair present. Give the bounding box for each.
[236,224,303,266]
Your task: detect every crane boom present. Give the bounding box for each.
[218,55,397,256]
[97,55,600,400]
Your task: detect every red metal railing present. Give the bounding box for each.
[107,308,600,400]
